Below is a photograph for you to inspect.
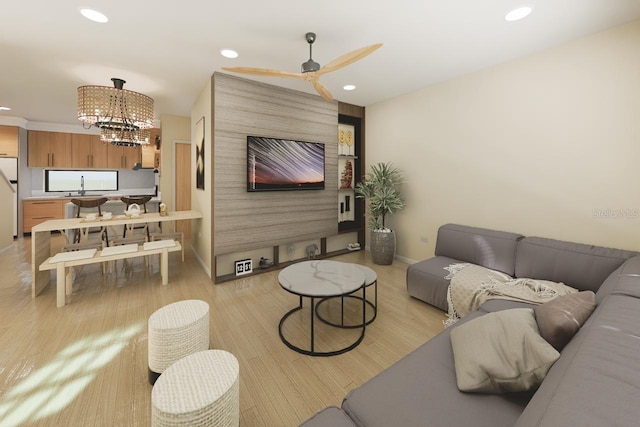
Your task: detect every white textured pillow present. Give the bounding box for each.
[450,308,560,393]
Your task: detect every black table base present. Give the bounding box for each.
[315,279,377,328]
[279,286,366,357]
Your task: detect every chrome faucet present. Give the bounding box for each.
[79,175,85,196]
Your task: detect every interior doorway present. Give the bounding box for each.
[174,141,192,238]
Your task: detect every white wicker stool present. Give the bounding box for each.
[151,350,240,427]
[148,299,210,384]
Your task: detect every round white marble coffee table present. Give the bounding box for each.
[278,260,366,356]
[315,263,378,328]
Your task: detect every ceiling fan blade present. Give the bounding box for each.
[222,67,304,79]
[312,81,333,102]
[317,43,383,75]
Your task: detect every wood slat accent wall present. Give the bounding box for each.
[213,73,338,254]
[338,103,364,118]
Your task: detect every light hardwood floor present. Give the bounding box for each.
[0,236,446,426]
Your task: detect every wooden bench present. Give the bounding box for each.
[39,240,182,308]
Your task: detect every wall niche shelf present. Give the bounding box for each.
[214,237,363,283]
[337,111,364,239]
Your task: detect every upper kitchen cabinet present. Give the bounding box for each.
[71,134,108,168]
[141,128,161,169]
[107,144,141,169]
[28,130,73,168]
[0,125,19,157]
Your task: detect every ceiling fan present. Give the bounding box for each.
[222,32,383,102]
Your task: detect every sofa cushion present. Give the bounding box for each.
[342,311,533,427]
[450,309,560,393]
[515,237,635,292]
[406,255,460,310]
[435,224,523,276]
[478,299,535,313]
[515,294,640,427]
[299,406,357,427]
[534,291,595,351]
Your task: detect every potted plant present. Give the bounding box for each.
[355,162,405,265]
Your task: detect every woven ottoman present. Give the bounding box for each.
[148,299,210,385]
[151,350,240,427]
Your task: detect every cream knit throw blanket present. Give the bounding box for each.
[443,263,577,328]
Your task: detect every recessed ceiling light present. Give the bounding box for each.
[80,8,109,23]
[505,5,533,22]
[220,49,239,59]
[0,106,11,111]
[343,85,356,91]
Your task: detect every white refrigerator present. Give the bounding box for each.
[0,158,18,237]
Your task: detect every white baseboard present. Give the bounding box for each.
[191,243,212,278]
[395,254,418,265]
[364,245,418,265]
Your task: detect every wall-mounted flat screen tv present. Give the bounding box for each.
[247,136,325,191]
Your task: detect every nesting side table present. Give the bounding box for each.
[278,260,367,356]
[315,263,378,328]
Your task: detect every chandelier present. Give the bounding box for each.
[77,78,154,146]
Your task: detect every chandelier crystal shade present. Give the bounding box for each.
[77,78,154,146]
[100,127,150,146]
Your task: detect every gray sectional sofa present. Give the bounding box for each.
[301,223,640,426]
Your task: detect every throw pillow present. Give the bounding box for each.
[450,308,560,393]
[534,290,596,351]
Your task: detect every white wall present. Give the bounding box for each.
[366,20,640,263]
[0,172,14,252]
[159,114,191,211]
[190,78,213,276]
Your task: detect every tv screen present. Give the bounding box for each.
[45,170,119,192]
[247,136,325,191]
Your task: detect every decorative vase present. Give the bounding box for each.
[370,229,396,265]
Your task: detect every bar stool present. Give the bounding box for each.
[120,195,152,241]
[62,197,109,281]
[109,195,153,272]
[68,197,110,246]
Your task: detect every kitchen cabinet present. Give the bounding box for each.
[71,134,108,168]
[107,144,141,169]
[141,144,155,168]
[23,199,66,233]
[141,128,161,169]
[0,125,19,157]
[28,130,73,168]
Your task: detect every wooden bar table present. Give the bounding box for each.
[30,210,203,300]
